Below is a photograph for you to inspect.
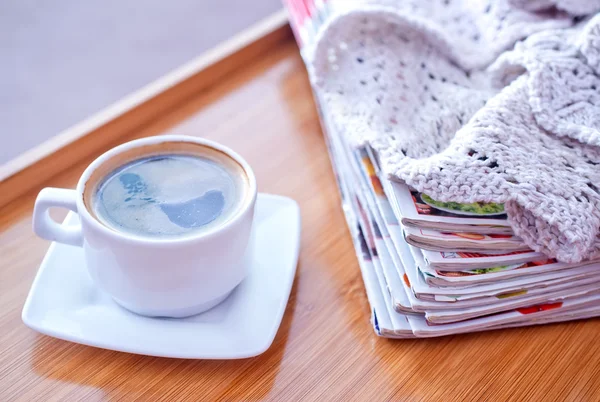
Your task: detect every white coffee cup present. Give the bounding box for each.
[32,135,257,318]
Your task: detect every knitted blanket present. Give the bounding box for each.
[310,0,600,263]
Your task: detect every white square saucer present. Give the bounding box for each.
[22,193,300,359]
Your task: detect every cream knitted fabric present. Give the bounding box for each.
[509,0,600,16]
[490,20,600,146]
[311,3,600,263]
[319,0,573,71]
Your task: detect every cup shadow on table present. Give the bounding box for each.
[30,274,300,398]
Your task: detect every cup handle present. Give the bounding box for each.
[33,188,83,247]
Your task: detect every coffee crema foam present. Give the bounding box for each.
[85,143,249,239]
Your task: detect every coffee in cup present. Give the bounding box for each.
[84,143,250,239]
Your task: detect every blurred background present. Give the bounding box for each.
[1,0,282,164]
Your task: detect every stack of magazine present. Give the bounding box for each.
[285,0,600,337]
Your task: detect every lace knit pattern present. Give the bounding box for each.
[311,1,600,263]
[509,0,600,16]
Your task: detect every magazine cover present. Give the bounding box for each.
[420,248,548,270]
[420,258,600,287]
[387,181,513,234]
[402,225,528,252]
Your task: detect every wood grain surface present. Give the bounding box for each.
[1,40,600,402]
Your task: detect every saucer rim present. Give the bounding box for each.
[22,193,301,359]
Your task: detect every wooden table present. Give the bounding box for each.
[2,38,600,401]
